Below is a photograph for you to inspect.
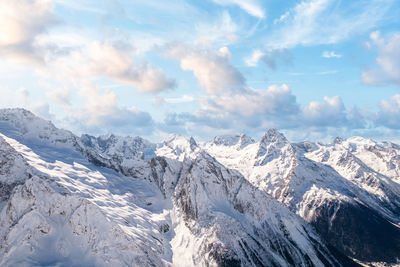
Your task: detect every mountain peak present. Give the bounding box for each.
[157,134,200,160]
[0,108,47,129]
[260,128,288,144]
[211,134,255,148]
[189,136,197,148]
[81,133,156,160]
[333,136,343,144]
[0,108,76,147]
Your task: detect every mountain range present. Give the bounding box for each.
[0,108,399,267]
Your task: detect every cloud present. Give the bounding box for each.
[267,0,393,49]
[164,95,195,104]
[166,44,245,94]
[375,94,400,129]
[362,31,400,86]
[0,0,58,63]
[159,85,369,140]
[72,82,154,135]
[302,96,347,126]
[199,84,298,117]
[316,70,338,75]
[212,0,265,18]
[261,49,293,70]
[273,11,290,24]
[322,51,342,58]
[195,11,239,46]
[57,42,176,93]
[160,84,301,137]
[245,49,292,69]
[46,88,71,105]
[245,49,264,67]
[0,87,53,119]
[301,96,366,129]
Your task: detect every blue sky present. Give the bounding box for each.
[0,0,400,142]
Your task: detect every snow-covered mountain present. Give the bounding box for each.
[204,129,400,265]
[0,108,398,266]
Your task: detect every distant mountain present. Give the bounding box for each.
[0,108,398,266]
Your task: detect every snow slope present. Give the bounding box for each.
[0,135,170,267]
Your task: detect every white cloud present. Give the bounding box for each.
[244,49,293,69]
[245,49,264,67]
[375,94,400,129]
[73,82,154,134]
[161,87,369,139]
[316,70,338,75]
[322,51,342,58]
[303,96,347,126]
[56,42,176,93]
[200,84,298,116]
[273,11,290,24]
[361,70,383,86]
[266,0,393,49]
[164,95,195,104]
[212,0,265,18]
[362,31,400,86]
[167,44,245,94]
[162,84,301,136]
[0,0,57,63]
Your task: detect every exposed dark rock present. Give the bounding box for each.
[311,200,400,263]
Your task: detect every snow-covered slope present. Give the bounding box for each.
[204,129,400,264]
[0,135,169,266]
[4,108,400,266]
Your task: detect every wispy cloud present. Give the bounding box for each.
[273,11,290,24]
[316,70,338,75]
[244,49,264,67]
[244,49,292,69]
[164,95,195,104]
[212,0,265,18]
[266,0,393,49]
[322,51,342,58]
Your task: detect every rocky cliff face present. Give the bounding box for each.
[1,108,398,266]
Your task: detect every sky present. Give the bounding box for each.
[0,0,400,142]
